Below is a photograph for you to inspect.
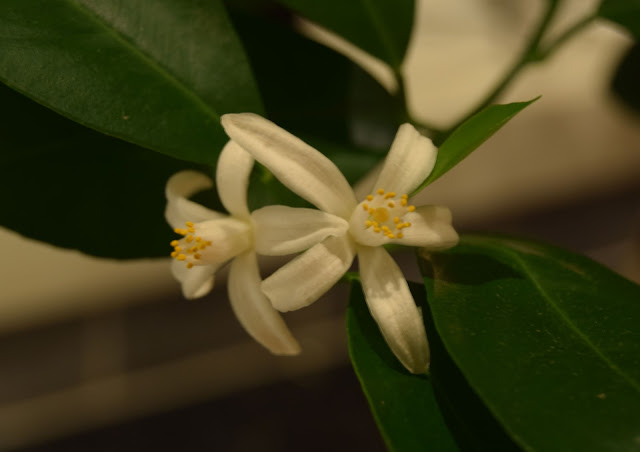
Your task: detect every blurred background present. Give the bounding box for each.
[1,0,639,450]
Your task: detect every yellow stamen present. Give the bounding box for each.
[388,202,395,208]
[186,262,194,269]
[185,221,194,227]
[366,195,374,201]
[186,235,194,243]
[174,246,182,252]
[170,251,178,258]
[170,240,179,247]
[393,217,400,223]
[408,205,416,212]
[384,191,396,199]
[194,253,201,259]
[401,199,407,206]
[368,207,375,214]
[365,220,373,228]
[362,203,369,211]
[377,188,385,195]
[397,232,404,239]
[176,254,186,261]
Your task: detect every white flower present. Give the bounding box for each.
[221,113,459,374]
[165,141,300,356]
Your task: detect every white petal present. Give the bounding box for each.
[396,205,459,249]
[371,124,437,196]
[252,206,349,255]
[221,113,357,218]
[216,141,253,220]
[165,171,223,229]
[357,245,430,374]
[261,235,355,312]
[171,259,217,299]
[192,217,253,265]
[228,251,301,355]
[350,205,459,248]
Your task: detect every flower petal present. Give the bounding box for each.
[357,245,430,374]
[252,206,349,256]
[228,251,301,355]
[350,205,459,248]
[171,259,217,299]
[396,205,459,249]
[221,113,357,218]
[165,171,223,229]
[371,123,437,196]
[191,217,252,265]
[216,141,253,220]
[261,235,356,312]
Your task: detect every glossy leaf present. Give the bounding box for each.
[347,280,459,452]
[418,99,538,191]
[599,0,640,39]
[0,83,207,258]
[0,0,263,165]
[274,0,415,69]
[420,234,640,451]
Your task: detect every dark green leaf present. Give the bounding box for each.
[347,280,459,452]
[0,0,263,165]
[612,42,640,115]
[419,99,538,191]
[0,83,208,258]
[273,0,415,69]
[420,234,640,451]
[227,5,403,152]
[599,0,640,39]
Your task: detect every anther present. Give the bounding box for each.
[408,206,416,212]
[187,227,195,233]
[185,221,194,227]
[365,220,373,228]
[186,262,194,269]
[174,246,182,252]
[397,232,404,239]
[368,207,375,214]
[176,254,186,261]
[393,217,400,223]
[388,202,395,208]
[170,240,179,247]
[366,195,373,201]
[384,192,396,199]
[377,188,385,195]
[186,235,194,243]
[362,204,369,211]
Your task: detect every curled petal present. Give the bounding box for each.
[351,205,459,249]
[165,171,223,229]
[192,217,253,265]
[371,124,437,196]
[228,251,301,355]
[396,205,458,249]
[171,259,217,299]
[357,245,430,374]
[216,141,253,220]
[252,206,349,256]
[221,113,357,219]
[262,235,356,312]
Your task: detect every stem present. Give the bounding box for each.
[536,13,597,60]
[442,0,561,137]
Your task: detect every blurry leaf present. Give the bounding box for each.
[228,5,403,150]
[0,83,206,258]
[599,0,640,39]
[419,234,640,451]
[418,99,538,191]
[612,42,640,115]
[274,0,415,69]
[0,0,262,165]
[347,280,459,452]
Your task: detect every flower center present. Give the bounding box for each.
[361,188,415,239]
[170,221,212,269]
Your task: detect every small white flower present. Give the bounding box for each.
[165,141,300,356]
[221,113,459,374]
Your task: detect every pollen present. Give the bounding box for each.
[169,220,213,269]
[359,189,415,240]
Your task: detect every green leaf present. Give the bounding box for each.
[273,0,415,69]
[419,234,640,451]
[0,0,263,165]
[612,42,640,115]
[227,5,403,152]
[419,99,538,191]
[599,0,640,39]
[0,83,206,258]
[347,280,460,452]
